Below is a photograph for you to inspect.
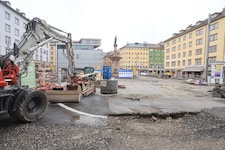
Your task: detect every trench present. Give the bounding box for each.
[109,111,200,120]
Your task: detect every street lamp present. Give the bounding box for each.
[205,13,211,82]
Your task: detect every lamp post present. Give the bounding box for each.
[205,14,211,82]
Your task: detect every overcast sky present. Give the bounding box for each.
[9,0,225,52]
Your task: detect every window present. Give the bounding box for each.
[210,22,218,31]
[182,60,185,66]
[183,35,186,41]
[195,58,202,65]
[178,45,181,50]
[189,33,192,38]
[15,28,19,36]
[177,61,180,66]
[172,54,176,59]
[196,28,203,36]
[183,52,186,57]
[189,41,192,47]
[188,59,191,66]
[166,62,169,67]
[195,48,202,55]
[178,37,181,42]
[171,61,176,67]
[15,17,19,25]
[211,13,219,19]
[172,47,176,52]
[172,39,176,45]
[210,33,218,41]
[166,42,170,47]
[209,45,217,53]
[183,43,186,49]
[5,11,10,20]
[166,56,169,60]
[178,53,181,58]
[166,48,170,53]
[5,24,10,33]
[196,38,203,45]
[5,36,11,45]
[188,50,192,56]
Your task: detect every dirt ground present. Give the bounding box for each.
[1,76,225,150]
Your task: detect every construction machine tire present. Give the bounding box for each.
[9,90,48,122]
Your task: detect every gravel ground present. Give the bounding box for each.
[1,113,225,150]
[1,76,225,150]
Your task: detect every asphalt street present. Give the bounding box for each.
[1,76,225,126]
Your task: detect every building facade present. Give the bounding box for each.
[148,43,164,74]
[54,38,103,71]
[164,8,225,79]
[49,41,58,71]
[119,42,164,75]
[0,1,28,55]
[0,1,50,70]
[119,43,149,70]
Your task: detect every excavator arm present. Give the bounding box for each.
[0,17,97,122]
[14,17,76,79]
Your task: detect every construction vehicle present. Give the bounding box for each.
[0,17,96,122]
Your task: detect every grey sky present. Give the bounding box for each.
[9,0,225,52]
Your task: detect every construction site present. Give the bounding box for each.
[1,1,225,149]
[0,21,225,147]
[1,75,225,149]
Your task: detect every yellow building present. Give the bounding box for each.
[119,43,149,70]
[50,42,57,71]
[164,8,225,79]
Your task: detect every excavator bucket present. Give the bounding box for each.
[46,90,81,103]
[46,85,82,103]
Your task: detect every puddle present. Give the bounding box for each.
[39,104,107,126]
[72,115,107,126]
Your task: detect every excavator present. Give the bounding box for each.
[0,17,97,122]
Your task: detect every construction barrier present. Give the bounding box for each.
[119,69,133,79]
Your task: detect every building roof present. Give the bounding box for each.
[74,38,101,49]
[120,42,164,49]
[147,43,164,49]
[164,8,225,42]
[0,0,29,21]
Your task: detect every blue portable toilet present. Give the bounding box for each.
[103,66,112,79]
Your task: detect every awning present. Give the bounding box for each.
[183,65,204,72]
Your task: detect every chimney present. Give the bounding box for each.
[16,8,20,12]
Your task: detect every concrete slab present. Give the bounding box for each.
[107,97,225,115]
[58,76,225,118]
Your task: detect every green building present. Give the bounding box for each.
[148,43,164,75]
